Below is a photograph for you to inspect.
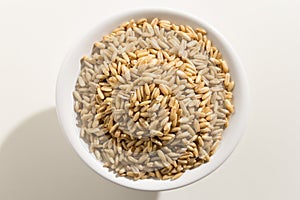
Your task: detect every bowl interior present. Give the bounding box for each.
[56,8,249,191]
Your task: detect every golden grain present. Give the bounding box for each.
[225,99,234,113]
[159,84,169,95]
[228,81,235,91]
[132,111,140,122]
[221,60,229,73]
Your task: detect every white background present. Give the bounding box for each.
[0,0,299,199]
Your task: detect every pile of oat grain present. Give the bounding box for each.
[73,18,234,180]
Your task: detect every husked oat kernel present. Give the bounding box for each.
[73,18,234,180]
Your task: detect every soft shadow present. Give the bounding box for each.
[0,108,158,200]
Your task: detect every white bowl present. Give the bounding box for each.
[56,8,249,191]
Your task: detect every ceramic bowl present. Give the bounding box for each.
[56,8,249,191]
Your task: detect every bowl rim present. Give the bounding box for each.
[56,7,250,191]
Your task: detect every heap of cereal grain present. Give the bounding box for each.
[73,18,234,180]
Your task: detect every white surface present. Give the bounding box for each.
[56,8,249,191]
[0,0,299,199]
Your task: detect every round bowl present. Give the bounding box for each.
[56,8,249,191]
